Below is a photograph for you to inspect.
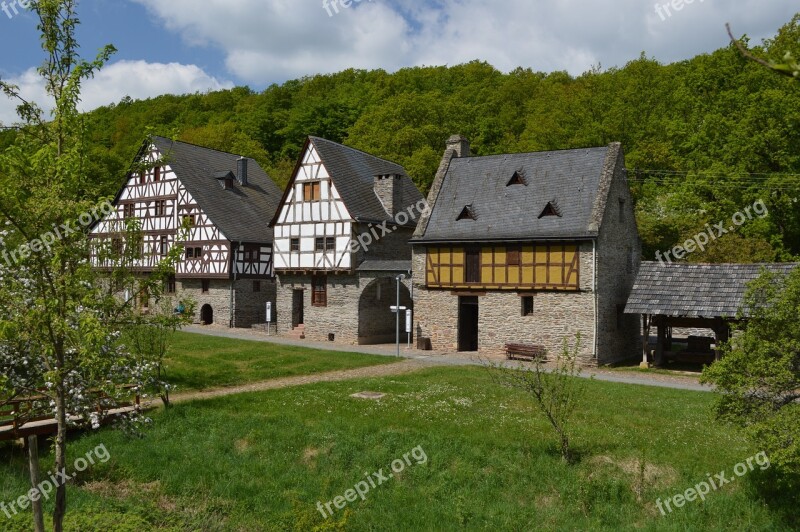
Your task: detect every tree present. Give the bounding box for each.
[702,268,800,476]
[728,23,800,81]
[484,334,587,463]
[0,1,180,529]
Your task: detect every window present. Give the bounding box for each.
[111,238,123,255]
[312,274,327,307]
[315,237,325,252]
[303,181,321,202]
[290,238,300,252]
[153,166,161,182]
[244,244,260,263]
[619,198,625,221]
[325,237,335,252]
[522,296,534,316]
[165,275,176,294]
[182,214,195,227]
[253,280,261,293]
[194,247,203,259]
[185,247,194,259]
[507,245,521,266]
[160,236,168,257]
[139,288,150,309]
[139,171,146,185]
[201,279,210,294]
[507,171,526,186]
[465,248,481,283]
[616,304,625,331]
[314,237,335,252]
[538,201,561,219]
[155,200,166,217]
[123,203,135,218]
[456,204,476,221]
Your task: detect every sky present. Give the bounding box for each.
[0,0,796,124]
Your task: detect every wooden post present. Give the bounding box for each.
[640,314,651,368]
[27,435,46,532]
[654,316,665,367]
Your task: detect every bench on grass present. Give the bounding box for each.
[504,343,546,361]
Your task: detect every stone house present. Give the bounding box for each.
[91,136,283,328]
[269,137,425,344]
[410,136,641,365]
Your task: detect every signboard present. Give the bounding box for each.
[405,309,412,334]
[390,305,407,312]
[266,302,272,323]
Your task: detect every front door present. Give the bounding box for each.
[458,296,479,352]
[292,289,304,328]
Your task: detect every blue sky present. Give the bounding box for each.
[0,0,797,123]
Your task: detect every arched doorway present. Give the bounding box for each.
[200,304,213,325]
[358,277,412,345]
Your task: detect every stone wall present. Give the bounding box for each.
[174,278,276,328]
[233,278,277,328]
[594,146,642,365]
[275,272,412,344]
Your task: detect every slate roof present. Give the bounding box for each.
[356,260,412,272]
[151,136,282,243]
[624,261,798,318]
[309,137,424,225]
[414,146,610,242]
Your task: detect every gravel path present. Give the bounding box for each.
[170,358,434,404]
[180,325,713,394]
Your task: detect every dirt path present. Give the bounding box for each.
[170,358,434,404]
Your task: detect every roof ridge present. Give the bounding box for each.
[309,136,406,172]
[151,135,256,160]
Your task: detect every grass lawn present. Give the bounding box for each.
[162,331,396,392]
[0,366,795,531]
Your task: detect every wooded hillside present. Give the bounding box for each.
[3,15,798,263]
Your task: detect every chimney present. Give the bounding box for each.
[374,174,404,217]
[446,135,471,158]
[237,157,248,186]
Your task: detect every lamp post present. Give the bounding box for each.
[396,274,406,357]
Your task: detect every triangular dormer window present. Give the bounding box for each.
[538,201,561,219]
[507,171,526,186]
[457,204,476,221]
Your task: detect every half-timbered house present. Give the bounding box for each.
[91,136,283,328]
[411,136,641,365]
[269,137,425,344]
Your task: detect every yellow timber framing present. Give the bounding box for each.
[425,243,580,290]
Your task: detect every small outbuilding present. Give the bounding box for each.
[624,261,798,366]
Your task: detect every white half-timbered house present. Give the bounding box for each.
[270,137,425,344]
[91,136,283,328]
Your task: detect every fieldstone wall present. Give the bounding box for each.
[175,279,233,326]
[275,272,412,344]
[594,146,642,365]
[233,278,277,329]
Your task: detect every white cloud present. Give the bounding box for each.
[0,60,233,125]
[131,0,798,84]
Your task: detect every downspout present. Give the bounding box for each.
[593,238,598,362]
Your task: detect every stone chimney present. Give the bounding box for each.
[446,135,471,158]
[374,174,404,217]
[237,157,248,186]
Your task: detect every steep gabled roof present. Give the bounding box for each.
[413,146,612,242]
[308,137,424,224]
[150,136,282,243]
[624,262,798,318]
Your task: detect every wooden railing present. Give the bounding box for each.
[0,385,140,441]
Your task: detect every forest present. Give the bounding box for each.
[2,15,798,263]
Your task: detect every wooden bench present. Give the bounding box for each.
[669,336,716,365]
[504,343,547,361]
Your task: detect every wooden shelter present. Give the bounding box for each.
[624,262,797,365]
